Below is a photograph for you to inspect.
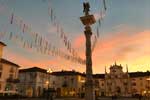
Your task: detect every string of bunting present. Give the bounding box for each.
[6,31,85,65]
[47,3,79,57]
[7,9,85,65]
[1,0,108,65]
[10,6,81,61]
[0,32,5,40]
[91,0,107,53]
[0,2,85,65]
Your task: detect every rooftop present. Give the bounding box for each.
[0,58,20,67]
[93,74,105,79]
[110,62,123,69]
[51,70,85,77]
[129,71,150,78]
[19,67,47,73]
[0,41,6,46]
[19,67,150,78]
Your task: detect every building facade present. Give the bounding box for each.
[18,65,150,97]
[130,72,150,96]
[104,63,131,96]
[0,41,20,94]
[51,70,86,97]
[19,67,51,97]
[95,63,150,97]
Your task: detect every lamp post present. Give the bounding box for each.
[46,68,53,100]
[80,2,96,100]
[47,68,53,88]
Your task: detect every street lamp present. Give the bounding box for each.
[80,2,96,100]
[46,68,53,100]
[47,68,53,88]
[46,81,49,89]
[47,68,53,73]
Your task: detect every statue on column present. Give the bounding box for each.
[83,2,90,15]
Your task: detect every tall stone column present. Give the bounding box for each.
[84,26,94,100]
[80,2,96,100]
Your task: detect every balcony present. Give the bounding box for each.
[6,77,20,83]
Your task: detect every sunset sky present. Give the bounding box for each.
[0,0,150,74]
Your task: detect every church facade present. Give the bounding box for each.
[96,63,150,97]
[104,63,131,96]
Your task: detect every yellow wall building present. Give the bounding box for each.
[0,41,20,94]
[51,70,86,97]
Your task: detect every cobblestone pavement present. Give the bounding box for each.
[18,98,84,100]
[17,98,149,100]
[97,97,150,100]
[1,97,150,100]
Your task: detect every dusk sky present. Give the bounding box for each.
[0,0,150,74]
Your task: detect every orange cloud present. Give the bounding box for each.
[3,48,59,69]
[2,27,150,74]
[92,30,150,73]
[3,47,85,72]
[73,29,150,73]
[73,34,85,48]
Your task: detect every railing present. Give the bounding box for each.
[6,77,20,83]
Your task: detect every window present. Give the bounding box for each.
[53,81,55,85]
[132,82,136,86]
[10,67,14,73]
[0,83,1,90]
[132,88,137,93]
[64,76,67,79]
[108,87,111,92]
[0,63,2,70]
[140,82,143,86]
[0,72,2,78]
[9,74,13,79]
[124,82,127,86]
[62,81,67,87]
[132,78,136,81]
[112,69,116,73]
[0,63,2,79]
[71,78,74,84]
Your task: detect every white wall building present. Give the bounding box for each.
[19,67,52,97]
[18,65,150,97]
